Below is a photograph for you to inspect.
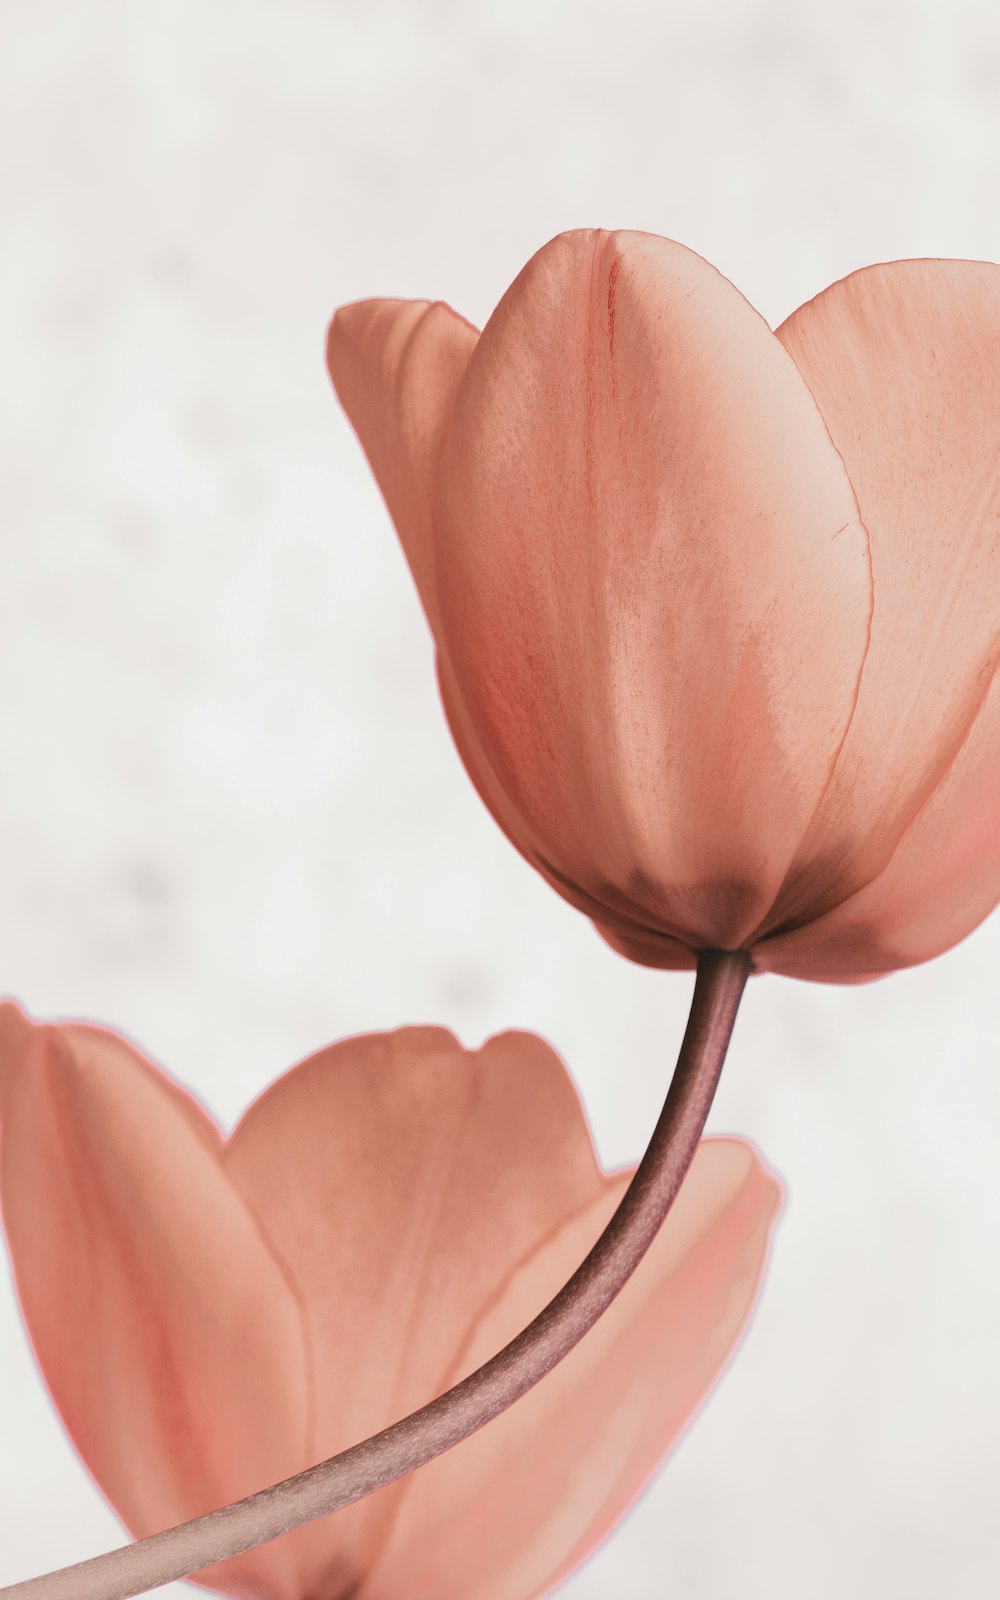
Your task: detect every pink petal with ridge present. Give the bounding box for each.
[363,1139,780,1600]
[222,1026,605,1593]
[757,665,1000,979]
[765,259,1000,938]
[431,229,872,951]
[0,1005,310,1600]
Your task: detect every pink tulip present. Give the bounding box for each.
[329,229,1000,982]
[0,1000,779,1599]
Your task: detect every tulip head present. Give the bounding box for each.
[329,230,1000,982]
[0,1002,779,1600]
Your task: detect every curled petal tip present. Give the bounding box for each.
[327,293,478,637]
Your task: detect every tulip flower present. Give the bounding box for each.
[329,229,1000,983]
[0,999,779,1600]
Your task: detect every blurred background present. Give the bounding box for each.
[2,1,999,1594]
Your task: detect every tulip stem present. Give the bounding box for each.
[1,948,752,1600]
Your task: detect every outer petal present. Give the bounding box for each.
[222,1027,608,1597]
[0,1005,309,1600]
[756,666,1000,980]
[433,229,872,951]
[361,1139,781,1600]
[327,297,478,634]
[764,259,1000,937]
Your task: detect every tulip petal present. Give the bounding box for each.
[765,259,1000,935]
[223,1026,608,1595]
[756,664,1000,980]
[360,1139,780,1600]
[431,229,872,950]
[0,1008,309,1600]
[328,297,478,634]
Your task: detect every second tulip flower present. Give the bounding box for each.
[0,1001,778,1600]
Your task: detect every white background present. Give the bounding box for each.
[2,1,999,1595]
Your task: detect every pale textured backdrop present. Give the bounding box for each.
[2,1,999,1595]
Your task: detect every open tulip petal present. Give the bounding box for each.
[768,259,1000,930]
[0,1010,309,1600]
[757,665,1000,980]
[328,297,478,634]
[432,229,873,951]
[361,1139,780,1600]
[222,1025,606,1591]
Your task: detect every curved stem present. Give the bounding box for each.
[2,948,751,1600]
